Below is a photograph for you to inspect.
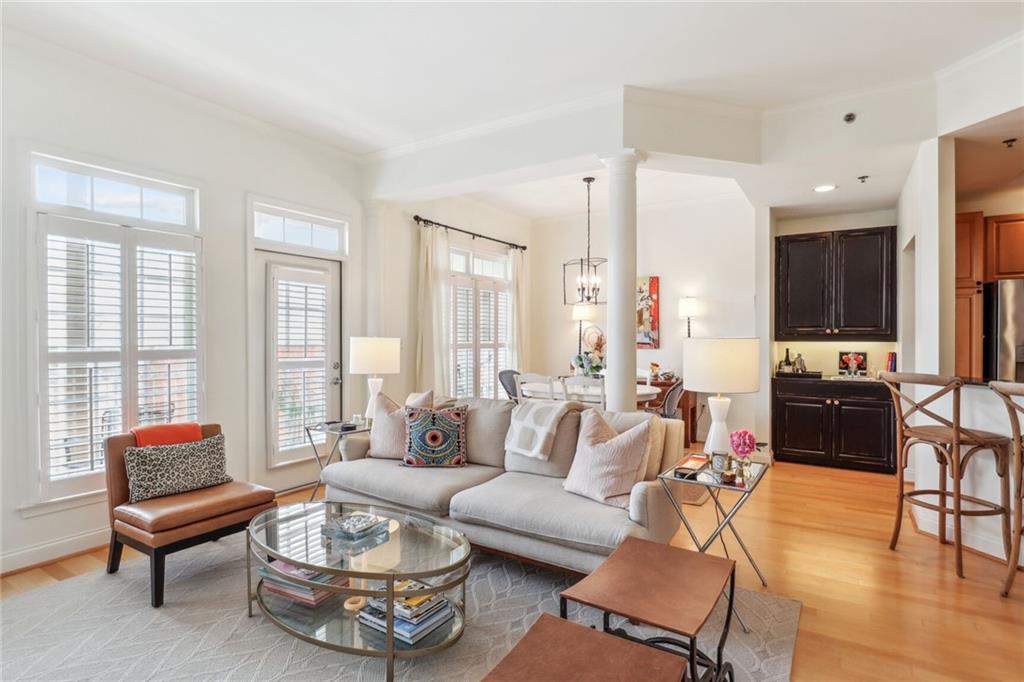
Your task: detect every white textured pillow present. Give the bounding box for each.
[563,409,651,508]
[405,390,434,408]
[368,394,405,459]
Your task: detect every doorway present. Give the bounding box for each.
[249,250,341,490]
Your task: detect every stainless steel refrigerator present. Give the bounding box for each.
[984,279,1024,381]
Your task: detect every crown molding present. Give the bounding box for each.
[934,30,1023,81]
[362,88,622,163]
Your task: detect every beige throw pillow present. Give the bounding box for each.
[368,391,439,458]
[563,409,651,508]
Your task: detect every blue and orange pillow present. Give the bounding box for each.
[403,405,468,467]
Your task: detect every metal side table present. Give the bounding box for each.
[304,422,371,501]
[658,461,769,635]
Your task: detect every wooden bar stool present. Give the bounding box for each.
[880,372,1011,579]
[989,381,1024,597]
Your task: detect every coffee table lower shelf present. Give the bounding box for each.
[253,581,466,673]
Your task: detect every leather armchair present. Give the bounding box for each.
[104,424,277,607]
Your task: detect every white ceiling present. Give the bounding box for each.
[955,107,1024,195]
[473,169,743,220]
[4,2,1021,156]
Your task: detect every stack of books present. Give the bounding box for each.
[358,579,454,645]
[258,559,348,607]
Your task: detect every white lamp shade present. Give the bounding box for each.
[683,337,760,394]
[349,337,401,375]
[572,304,597,322]
[678,297,701,319]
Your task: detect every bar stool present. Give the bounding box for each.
[989,381,1024,597]
[879,372,1012,579]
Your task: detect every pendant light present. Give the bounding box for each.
[562,176,607,305]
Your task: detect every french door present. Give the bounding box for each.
[250,251,341,489]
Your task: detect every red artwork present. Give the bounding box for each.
[636,276,660,349]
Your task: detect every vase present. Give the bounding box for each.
[740,459,753,481]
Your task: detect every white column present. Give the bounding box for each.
[602,150,639,412]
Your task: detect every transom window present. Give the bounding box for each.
[32,153,196,231]
[450,246,513,400]
[252,201,349,258]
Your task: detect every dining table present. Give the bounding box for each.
[519,381,661,405]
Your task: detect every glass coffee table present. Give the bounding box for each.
[247,502,471,681]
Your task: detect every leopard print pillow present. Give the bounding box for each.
[124,434,233,504]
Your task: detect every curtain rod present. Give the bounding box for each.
[413,214,527,251]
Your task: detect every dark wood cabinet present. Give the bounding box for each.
[772,378,895,474]
[775,226,896,340]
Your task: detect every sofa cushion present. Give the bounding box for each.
[449,472,641,554]
[601,411,666,480]
[460,397,514,468]
[504,409,581,477]
[321,458,502,513]
[563,409,651,508]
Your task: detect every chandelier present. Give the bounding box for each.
[562,176,607,305]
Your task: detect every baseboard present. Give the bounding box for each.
[1,526,111,574]
[909,507,1023,569]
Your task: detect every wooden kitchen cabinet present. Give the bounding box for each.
[772,378,895,474]
[775,226,896,341]
[955,286,984,378]
[986,213,1024,280]
[955,211,985,288]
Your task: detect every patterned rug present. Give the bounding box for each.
[1,536,800,681]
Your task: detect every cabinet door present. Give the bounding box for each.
[986,213,1024,280]
[955,212,985,288]
[775,233,831,338]
[833,226,896,339]
[831,398,895,473]
[955,287,984,378]
[772,395,832,463]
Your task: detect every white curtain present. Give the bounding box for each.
[510,247,529,370]
[415,225,451,394]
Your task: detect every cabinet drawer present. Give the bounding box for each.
[773,378,891,401]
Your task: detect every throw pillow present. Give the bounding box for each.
[405,390,434,408]
[123,434,233,504]
[368,393,406,459]
[562,409,651,508]
[403,405,468,467]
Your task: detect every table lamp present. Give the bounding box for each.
[572,303,597,355]
[682,337,760,455]
[677,297,700,338]
[349,337,401,419]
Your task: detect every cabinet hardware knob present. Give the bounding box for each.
[835,400,840,405]
[825,329,832,334]
[826,399,832,405]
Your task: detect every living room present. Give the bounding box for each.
[2,3,1022,681]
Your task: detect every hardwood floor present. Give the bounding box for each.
[2,466,1021,680]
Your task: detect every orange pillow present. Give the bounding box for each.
[131,422,203,447]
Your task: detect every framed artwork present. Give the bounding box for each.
[636,276,660,349]
[838,350,867,374]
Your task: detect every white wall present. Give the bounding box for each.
[365,196,533,401]
[529,187,759,437]
[1,32,365,570]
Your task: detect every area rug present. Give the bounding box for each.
[1,536,800,681]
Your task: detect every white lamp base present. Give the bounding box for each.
[703,395,732,455]
[365,376,383,420]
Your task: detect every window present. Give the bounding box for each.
[267,265,329,464]
[450,247,513,399]
[33,153,195,231]
[252,201,348,258]
[34,163,201,500]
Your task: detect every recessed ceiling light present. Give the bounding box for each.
[813,184,837,193]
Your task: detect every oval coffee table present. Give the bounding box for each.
[247,502,471,681]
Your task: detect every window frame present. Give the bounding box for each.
[248,195,350,260]
[449,241,514,400]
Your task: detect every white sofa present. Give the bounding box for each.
[321,398,683,574]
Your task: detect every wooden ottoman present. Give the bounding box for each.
[560,537,736,682]
[483,613,687,682]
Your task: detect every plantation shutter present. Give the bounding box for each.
[269,265,329,454]
[42,218,124,482]
[449,270,513,400]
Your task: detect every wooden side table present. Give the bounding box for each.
[560,537,736,682]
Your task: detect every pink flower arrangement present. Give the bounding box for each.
[730,430,757,460]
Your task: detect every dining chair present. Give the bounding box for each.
[655,379,686,419]
[879,372,1011,579]
[561,375,605,409]
[498,369,520,400]
[513,373,557,404]
[988,380,1024,597]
